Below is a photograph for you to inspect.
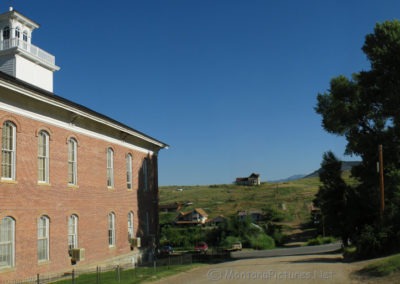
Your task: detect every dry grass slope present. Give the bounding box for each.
[160,176,322,225]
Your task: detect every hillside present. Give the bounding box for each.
[304,161,361,178]
[159,176,321,225]
[159,168,359,244]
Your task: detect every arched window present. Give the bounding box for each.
[126,154,133,189]
[3,26,10,40]
[23,31,28,42]
[38,131,50,183]
[68,215,78,253]
[0,217,15,268]
[38,216,50,262]
[107,148,114,188]
[68,138,78,185]
[108,212,116,247]
[127,211,134,240]
[2,121,16,180]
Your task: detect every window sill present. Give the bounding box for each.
[38,260,51,265]
[38,182,51,187]
[68,184,79,190]
[0,266,16,273]
[0,179,17,184]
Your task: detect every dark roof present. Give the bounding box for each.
[237,173,260,180]
[178,208,208,217]
[159,202,182,209]
[0,71,168,149]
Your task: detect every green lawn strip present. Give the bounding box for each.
[357,253,400,277]
[52,264,205,284]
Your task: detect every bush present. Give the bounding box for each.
[160,226,205,249]
[271,230,288,246]
[248,233,275,250]
[306,236,336,246]
[343,246,357,260]
[354,225,390,259]
[220,236,241,248]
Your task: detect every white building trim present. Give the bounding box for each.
[0,101,154,155]
[0,79,167,150]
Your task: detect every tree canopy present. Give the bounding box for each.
[315,20,400,257]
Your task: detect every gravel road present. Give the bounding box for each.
[151,253,398,284]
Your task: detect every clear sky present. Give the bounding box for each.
[8,1,400,185]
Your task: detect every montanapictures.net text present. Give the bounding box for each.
[207,269,335,281]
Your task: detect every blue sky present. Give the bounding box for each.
[10,1,400,185]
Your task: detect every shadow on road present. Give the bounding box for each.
[231,243,343,260]
[287,255,343,264]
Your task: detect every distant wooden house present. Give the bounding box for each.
[175,208,209,226]
[159,202,183,213]
[235,173,261,186]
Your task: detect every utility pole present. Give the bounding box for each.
[378,144,385,219]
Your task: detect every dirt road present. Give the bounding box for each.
[151,253,398,284]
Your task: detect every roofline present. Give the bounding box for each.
[0,71,169,149]
[0,9,40,29]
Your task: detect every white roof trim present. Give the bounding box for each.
[0,101,154,155]
[0,79,167,149]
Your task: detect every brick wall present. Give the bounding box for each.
[0,110,159,281]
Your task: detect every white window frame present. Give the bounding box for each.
[37,216,49,262]
[68,138,78,185]
[38,131,50,183]
[1,121,16,181]
[68,215,78,253]
[15,27,20,38]
[128,212,134,240]
[0,217,15,269]
[22,30,28,42]
[108,212,116,247]
[107,148,114,188]
[126,154,133,190]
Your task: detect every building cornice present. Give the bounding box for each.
[0,9,40,29]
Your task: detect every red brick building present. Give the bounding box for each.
[0,9,167,281]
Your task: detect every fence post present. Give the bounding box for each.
[116,265,121,282]
[72,269,75,284]
[37,273,40,284]
[134,260,137,279]
[96,266,100,284]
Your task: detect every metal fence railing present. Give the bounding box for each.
[1,251,232,284]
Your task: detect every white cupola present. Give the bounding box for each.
[0,8,59,92]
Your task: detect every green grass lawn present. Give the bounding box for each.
[357,253,400,277]
[53,264,203,284]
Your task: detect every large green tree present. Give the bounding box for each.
[316,20,400,257]
[314,152,353,245]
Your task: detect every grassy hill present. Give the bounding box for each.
[160,176,322,225]
[159,170,358,245]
